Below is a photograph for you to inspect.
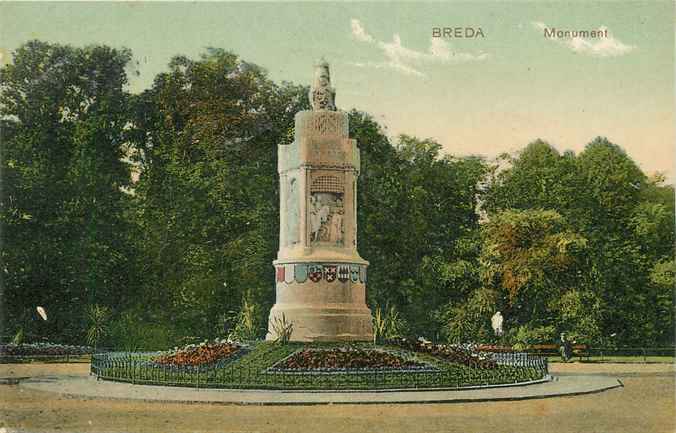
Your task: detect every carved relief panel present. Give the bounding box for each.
[285,176,300,246]
[308,174,345,246]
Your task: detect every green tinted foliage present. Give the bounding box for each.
[372,304,408,343]
[647,259,676,344]
[86,304,111,348]
[4,42,672,348]
[551,290,602,345]
[228,298,265,342]
[484,139,582,217]
[442,287,498,343]
[576,137,646,228]
[1,41,136,343]
[481,209,587,307]
[127,50,308,341]
[482,136,674,345]
[510,325,556,350]
[109,310,176,351]
[354,129,487,337]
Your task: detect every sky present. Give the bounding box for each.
[1,1,674,182]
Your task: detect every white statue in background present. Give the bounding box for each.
[491,311,504,337]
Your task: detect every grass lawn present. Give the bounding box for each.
[92,341,546,390]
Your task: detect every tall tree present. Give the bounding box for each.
[353,128,487,337]
[483,136,673,345]
[483,139,583,219]
[126,49,308,343]
[1,41,135,342]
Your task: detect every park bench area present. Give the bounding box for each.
[529,344,590,360]
[476,345,675,363]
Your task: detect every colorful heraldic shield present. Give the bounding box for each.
[338,265,350,282]
[276,266,285,283]
[324,265,337,282]
[284,264,294,284]
[308,264,322,283]
[350,265,359,282]
[294,263,308,283]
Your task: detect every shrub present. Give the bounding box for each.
[228,299,264,342]
[373,304,407,343]
[510,324,556,351]
[86,305,111,349]
[269,313,293,344]
[11,328,24,345]
[442,288,498,344]
[552,289,602,345]
[0,343,91,356]
[109,310,175,351]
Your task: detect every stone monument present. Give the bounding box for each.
[266,59,374,342]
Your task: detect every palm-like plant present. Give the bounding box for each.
[86,304,111,350]
[228,299,263,342]
[12,328,24,345]
[373,307,387,344]
[270,313,294,344]
[373,304,406,344]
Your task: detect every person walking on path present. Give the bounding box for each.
[559,332,572,362]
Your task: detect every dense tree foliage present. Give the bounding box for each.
[2,41,673,348]
[1,41,137,343]
[483,138,674,346]
[123,49,308,346]
[353,125,487,337]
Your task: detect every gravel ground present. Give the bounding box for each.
[0,362,673,433]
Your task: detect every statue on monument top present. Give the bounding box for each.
[309,58,337,111]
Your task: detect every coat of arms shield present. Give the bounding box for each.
[324,265,337,282]
[284,264,294,284]
[308,264,322,283]
[338,265,350,282]
[294,263,308,283]
[359,266,367,283]
[350,265,359,282]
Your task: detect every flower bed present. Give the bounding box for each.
[91,341,548,390]
[270,347,432,372]
[387,338,498,369]
[153,341,241,367]
[0,343,92,357]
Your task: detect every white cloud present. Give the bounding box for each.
[350,19,488,78]
[350,18,374,43]
[532,21,635,57]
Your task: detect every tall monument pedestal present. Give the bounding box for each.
[266,60,373,342]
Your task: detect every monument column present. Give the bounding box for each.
[266,59,374,342]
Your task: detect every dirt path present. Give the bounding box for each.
[1,363,674,433]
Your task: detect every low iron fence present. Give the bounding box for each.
[479,344,675,362]
[0,346,112,363]
[582,347,675,361]
[489,351,549,370]
[89,346,549,390]
[3,345,673,365]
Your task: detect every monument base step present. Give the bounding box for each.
[266,306,374,342]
